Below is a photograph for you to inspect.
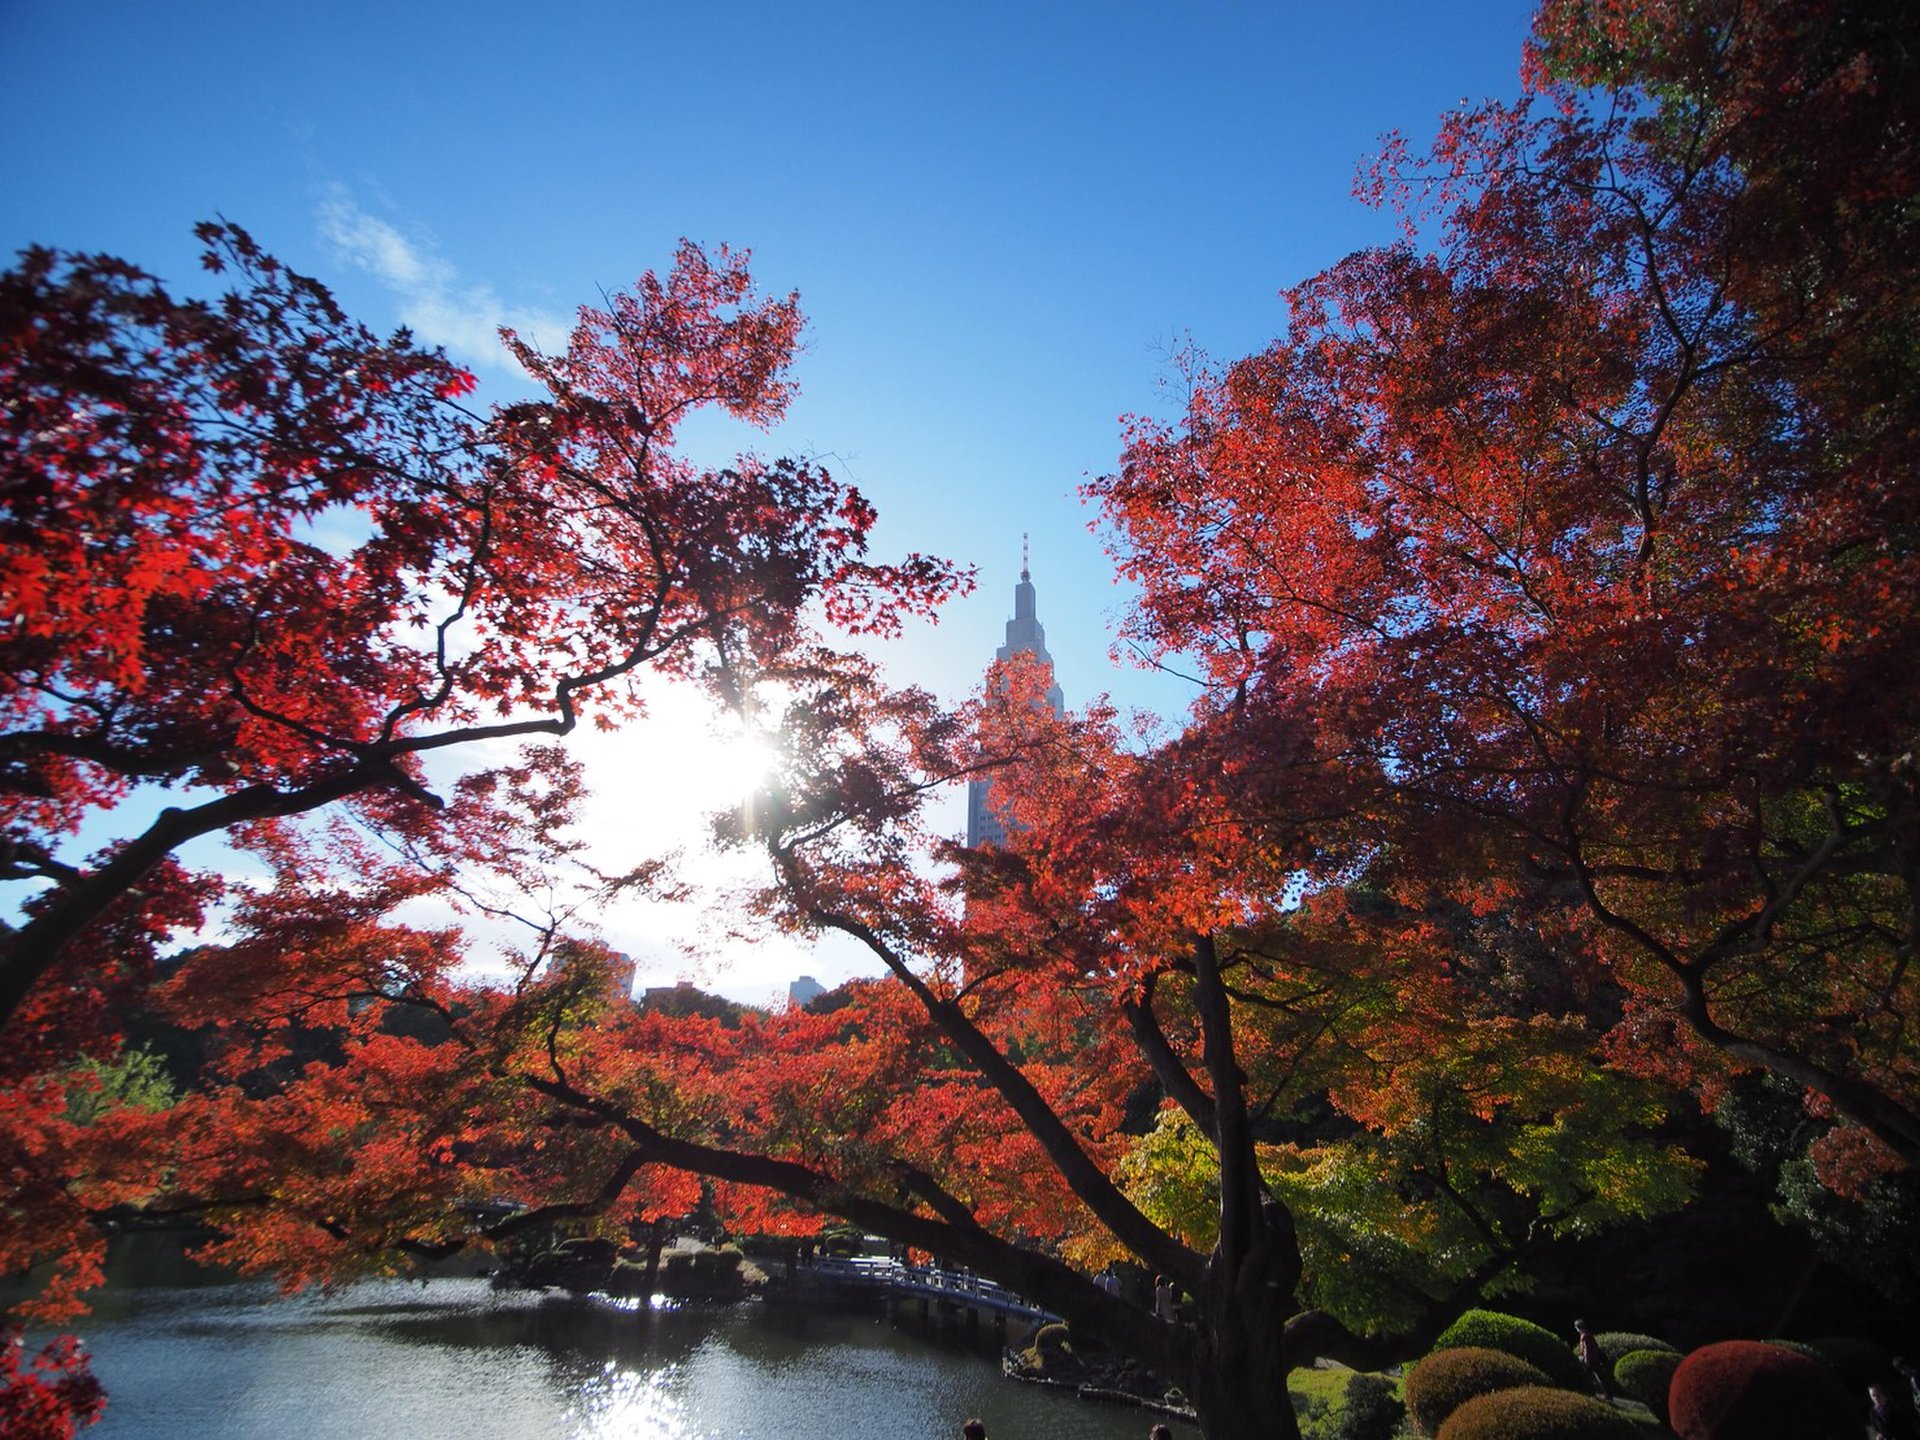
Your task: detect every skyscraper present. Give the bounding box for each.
[966,541,1064,849]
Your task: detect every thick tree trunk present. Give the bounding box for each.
[1186,1328,1300,1440]
[1180,1206,1305,1440]
[1182,932,1309,1439]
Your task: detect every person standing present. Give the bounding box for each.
[1573,1319,1612,1402]
[1154,1275,1177,1323]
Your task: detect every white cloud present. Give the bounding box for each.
[316,189,570,371]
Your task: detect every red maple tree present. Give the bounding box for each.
[0,223,961,1434]
[1,221,960,1034]
[1092,0,1919,1170]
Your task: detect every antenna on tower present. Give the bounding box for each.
[1021,532,1030,581]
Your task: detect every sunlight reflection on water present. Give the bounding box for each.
[574,1361,694,1439]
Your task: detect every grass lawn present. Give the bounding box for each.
[1289,1364,1377,1407]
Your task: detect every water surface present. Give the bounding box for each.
[77,1278,1181,1439]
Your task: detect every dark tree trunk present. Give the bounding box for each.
[1180,1199,1306,1440]
[1185,1333,1300,1439]
[1180,932,1309,1440]
[1188,1364,1300,1440]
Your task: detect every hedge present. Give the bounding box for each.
[1431,1311,1590,1392]
[1592,1332,1678,1372]
[1406,1348,1554,1436]
[1612,1349,1680,1423]
[1436,1386,1639,1440]
[1668,1340,1853,1440]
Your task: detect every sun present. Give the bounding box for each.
[562,680,794,864]
[724,726,783,802]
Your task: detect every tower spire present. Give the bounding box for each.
[968,543,1065,849]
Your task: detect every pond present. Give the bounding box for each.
[71,1274,1188,1440]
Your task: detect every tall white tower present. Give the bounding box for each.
[967,538,1064,848]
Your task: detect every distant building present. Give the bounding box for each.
[788,974,826,1008]
[606,949,638,1003]
[966,540,1064,850]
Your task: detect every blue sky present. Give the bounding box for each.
[3,0,1537,999]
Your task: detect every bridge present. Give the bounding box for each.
[800,1255,1061,1330]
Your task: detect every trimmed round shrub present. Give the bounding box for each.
[1033,1322,1072,1356]
[1613,1349,1681,1423]
[1432,1311,1590,1392]
[1406,1348,1553,1435]
[1592,1332,1679,1372]
[1668,1340,1854,1440]
[1436,1386,1638,1440]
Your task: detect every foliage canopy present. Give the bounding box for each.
[4,3,1916,1438]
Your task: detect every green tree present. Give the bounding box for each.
[62,1046,176,1126]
